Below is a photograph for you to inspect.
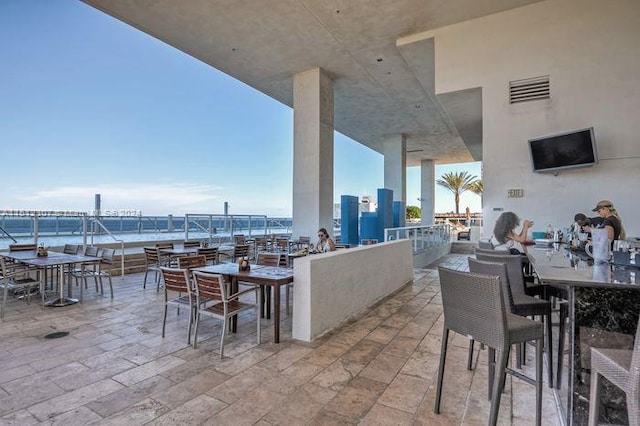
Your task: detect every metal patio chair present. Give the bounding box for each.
[192,271,260,357]
[197,247,219,265]
[160,267,196,344]
[1,257,39,319]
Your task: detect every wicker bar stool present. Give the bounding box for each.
[475,252,555,388]
[589,319,640,425]
[435,267,543,426]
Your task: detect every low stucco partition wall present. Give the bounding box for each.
[292,239,413,342]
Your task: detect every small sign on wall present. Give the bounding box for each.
[507,188,524,198]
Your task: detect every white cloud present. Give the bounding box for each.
[10,183,224,216]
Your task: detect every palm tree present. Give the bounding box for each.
[469,178,483,211]
[469,179,483,196]
[436,171,477,214]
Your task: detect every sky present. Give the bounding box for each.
[0,0,482,217]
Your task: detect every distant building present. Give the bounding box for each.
[334,195,377,219]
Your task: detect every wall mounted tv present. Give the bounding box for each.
[528,127,597,173]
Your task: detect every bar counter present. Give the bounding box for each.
[528,245,640,425]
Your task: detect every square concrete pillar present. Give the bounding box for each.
[292,68,334,240]
[421,159,435,225]
[383,134,406,203]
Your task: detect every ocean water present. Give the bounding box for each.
[0,215,293,249]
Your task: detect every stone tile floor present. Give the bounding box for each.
[0,255,562,425]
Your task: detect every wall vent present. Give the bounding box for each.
[509,76,550,104]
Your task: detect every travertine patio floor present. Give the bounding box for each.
[0,254,562,425]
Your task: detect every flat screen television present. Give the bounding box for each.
[528,127,597,173]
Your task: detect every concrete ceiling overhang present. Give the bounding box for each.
[82,0,542,166]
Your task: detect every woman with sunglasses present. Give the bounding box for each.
[315,228,336,253]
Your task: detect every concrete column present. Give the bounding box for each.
[383,134,406,203]
[420,159,435,225]
[292,68,334,240]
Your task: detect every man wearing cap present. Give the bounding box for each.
[587,200,625,242]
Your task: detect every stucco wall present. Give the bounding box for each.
[292,239,413,341]
[424,0,640,237]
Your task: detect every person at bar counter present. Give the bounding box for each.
[584,199,626,242]
[570,212,604,237]
[489,211,533,254]
[315,228,336,253]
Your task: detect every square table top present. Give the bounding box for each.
[19,253,100,267]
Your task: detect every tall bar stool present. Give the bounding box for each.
[475,252,555,387]
[435,267,543,426]
[589,319,640,425]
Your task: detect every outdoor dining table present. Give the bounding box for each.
[193,263,294,343]
[19,253,101,307]
[1,250,63,261]
[158,247,199,256]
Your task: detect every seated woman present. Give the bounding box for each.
[490,211,533,254]
[585,200,626,243]
[315,228,336,253]
[490,211,541,294]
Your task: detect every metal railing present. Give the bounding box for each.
[185,214,295,245]
[384,224,451,253]
[87,218,125,276]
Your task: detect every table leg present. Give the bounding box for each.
[45,264,78,307]
[273,283,280,343]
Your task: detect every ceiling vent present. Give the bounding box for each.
[509,76,550,104]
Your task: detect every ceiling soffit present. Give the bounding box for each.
[82,0,544,164]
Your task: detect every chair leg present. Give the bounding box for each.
[546,311,554,388]
[535,337,543,426]
[192,310,200,349]
[220,314,227,359]
[499,346,511,398]
[588,370,602,426]
[488,347,496,400]
[489,348,509,426]
[467,339,475,370]
[627,391,639,426]
[1,285,8,319]
[107,274,113,299]
[162,302,168,338]
[434,328,450,414]
[143,269,149,289]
